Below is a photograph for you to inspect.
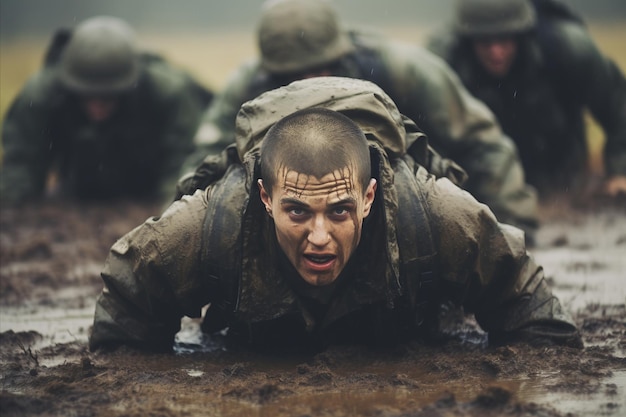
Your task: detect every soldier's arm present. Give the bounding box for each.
[421,172,582,347]
[0,71,57,204]
[384,44,539,232]
[89,189,211,351]
[553,21,626,179]
[144,61,211,200]
[179,60,261,176]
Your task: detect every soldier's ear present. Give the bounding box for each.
[258,179,273,216]
[363,178,377,218]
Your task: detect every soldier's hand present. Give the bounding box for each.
[602,175,626,197]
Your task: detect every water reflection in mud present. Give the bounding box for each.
[534,207,626,312]
[514,370,626,417]
[0,303,92,347]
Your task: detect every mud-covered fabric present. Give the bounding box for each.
[0,53,212,204]
[183,30,538,231]
[90,148,579,351]
[426,4,626,190]
[175,77,467,199]
[90,79,580,351]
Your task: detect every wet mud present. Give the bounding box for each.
[1,197,625,417]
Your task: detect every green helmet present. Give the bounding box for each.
[59,16,140,95]
[257,0,354,75]
[454,0,536,37]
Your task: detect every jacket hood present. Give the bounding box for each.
[234,76,410,162]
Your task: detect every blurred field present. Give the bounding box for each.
[1,22,625,172]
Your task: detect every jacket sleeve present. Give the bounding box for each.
[0,71,56,204]
[552,22,626,177]
[145,61,211,200]
[381,43,539,231]
[421,173,581,347]
[179,60,260,177]
[89,189,212,351]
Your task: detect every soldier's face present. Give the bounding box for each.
[80,97,119,123]
[472,36,518,78]
[259,166,376,286]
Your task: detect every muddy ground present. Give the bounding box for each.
[0,193,625,417]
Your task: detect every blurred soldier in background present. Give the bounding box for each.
[181,0,540,236]
[426,0,626,196]
[0,16,213,205]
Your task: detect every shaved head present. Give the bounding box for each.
[258,107,377,287]
[260,108,371,195]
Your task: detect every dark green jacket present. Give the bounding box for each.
[1,53,212,203]
[184,30,538,231]
[90,78,579,352]
[426,4,626,189]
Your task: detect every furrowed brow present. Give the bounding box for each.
[280,197,309,207]
[329,197,357,207]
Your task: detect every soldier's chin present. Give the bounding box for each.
[485,62,511,78]
[300,272,338,286]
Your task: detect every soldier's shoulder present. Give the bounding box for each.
[388,40,457,91]
[539,19,598,65]
[351,28,447,81]
[357,27,448,67]
[348,28,387,49]
[140,52,202,98]
[223,58,265,88]
[215,58,267,103]
[350,28,416,60]
[7,67,64,113]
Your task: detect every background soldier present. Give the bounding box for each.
[182,0,539,236]
[90,77,582,352]
[0,16,213,204]
[426,0,626,196]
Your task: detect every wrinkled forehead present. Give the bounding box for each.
[278,165,359,198]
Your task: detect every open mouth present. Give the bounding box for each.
[305,254,334,263]
[303,254,336,270]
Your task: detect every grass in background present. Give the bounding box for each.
[1,23,624,173]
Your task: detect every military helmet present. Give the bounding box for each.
[454,0,536,37]
[257,0,355,74]
[59,16,140,95]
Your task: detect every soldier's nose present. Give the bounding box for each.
[307,220,331,246]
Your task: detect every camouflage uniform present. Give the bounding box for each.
[184,2,538,232]
[90,78,580,352]
[0,17,212,204]
[426,0,626,190]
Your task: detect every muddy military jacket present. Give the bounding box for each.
[90,78,579,352]
[185,29,538,230]
[426,3,626,189]
[1,53,212,203]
